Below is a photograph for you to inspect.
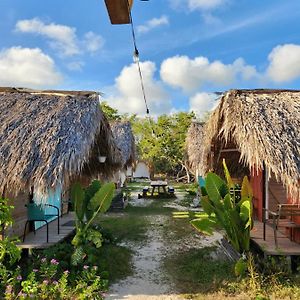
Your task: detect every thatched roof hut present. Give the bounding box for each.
[200,89,300,198]
[0,87,122,201]
[186,121,205,174]
[110,121,136,169]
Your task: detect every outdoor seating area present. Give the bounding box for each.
[263,204,300,247]
[251,221,300,256]
[139,181,175,198]
[23,203,60,243]
[18,212,75,250]
[1,1,300,299]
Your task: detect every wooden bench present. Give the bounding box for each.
[263,204,300,247]
[23,203,60,243]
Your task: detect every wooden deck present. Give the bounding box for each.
[17,212,75,250]
[251,221,300,256]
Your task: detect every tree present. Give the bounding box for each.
[99,102,196,180]
[100,101,121,121]
[131,112,195,181]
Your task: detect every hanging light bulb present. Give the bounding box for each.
[133,47,139,63]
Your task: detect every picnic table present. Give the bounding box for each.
[150,181,168,196]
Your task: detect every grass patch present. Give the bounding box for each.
[164,247,235,294]
[126,198,176,215]
[98,214,148,243]
[96,244,134,283]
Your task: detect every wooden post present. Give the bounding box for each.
[262,161,269,240]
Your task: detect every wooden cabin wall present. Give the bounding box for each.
[288,195,300,243]
[6,191,29,238]
[251,168,263,221]
[268,173,287,211]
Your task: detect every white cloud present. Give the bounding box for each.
[267,44,300,83]
[15,18,104,57]
[0,46,62,88]
[188,0,226,10]
[83,31,105,53]
[160,55,257,92]
[137,15,169,34]
[170,0,226,11]
[105,61,172,116]
[67,61,85,71]
[189,92,219,117]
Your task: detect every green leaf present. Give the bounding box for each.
[234,258,247,277]
[200,186,208,197]
[190,217,218,235]
[85,180,102,200]
[71,183,85,222]
[86,228,103,248]
[88,182,115,213]
[201,195,214,215]
[240,199,252,228]
[241,176,253,199]
[223,159,234,188]
[223,193,233,210]
[71,246,85,266]
[205,172,228,202]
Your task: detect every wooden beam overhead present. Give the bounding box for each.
[104,0,134,24]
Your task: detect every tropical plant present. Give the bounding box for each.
[190,160,253,253]
[0,198,21,266]
[70,180,115,265]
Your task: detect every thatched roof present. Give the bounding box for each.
[0,87,122,201]
[186,121,204,173]
[200,89,300,199]
[110,121,136,169]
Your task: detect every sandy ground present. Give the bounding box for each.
[105,192,222,300]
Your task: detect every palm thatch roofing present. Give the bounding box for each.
[0,87,122,202]
[199,89,300,199]
[110,121,136,169]
[186,121,205,173]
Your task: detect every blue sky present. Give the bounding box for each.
[1,0,300,117]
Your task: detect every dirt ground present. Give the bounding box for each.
[105,190,223,300]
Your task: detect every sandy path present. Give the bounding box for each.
[105,192,222,300]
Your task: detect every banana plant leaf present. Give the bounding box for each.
[191,217,218,235]
[71,183,85,222]
[88,182,115,213]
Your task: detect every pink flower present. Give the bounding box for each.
[5,285,12,293]
[17,275,22,281]
[93,266,98,270]
[64,270,70,275]
[53,280,58,285]
[43,280,49,284]
[83,265,89,270]
[33,269,38,273]
[41,257,47,263]
[50,258,59,265]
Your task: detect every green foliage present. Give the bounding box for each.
[100,102,121,121]
[131,112,195,175]
[190,161,253,253]
[0,257,108,300]
[0,198,21,266]
[234,257,248,277]
[70,181,115,265]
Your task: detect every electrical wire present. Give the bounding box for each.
[125,0,150,115]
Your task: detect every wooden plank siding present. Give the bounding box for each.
[251,168,264,221]
[6,191,29,238]
[268,173,287,211]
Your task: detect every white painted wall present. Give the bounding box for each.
[133,162,150,179]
